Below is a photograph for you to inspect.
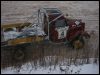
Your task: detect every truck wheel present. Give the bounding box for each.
[13,47,25,61]
[72,35,84,49]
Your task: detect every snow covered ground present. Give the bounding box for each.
[1,58,99,74]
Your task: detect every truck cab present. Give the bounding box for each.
[43,8,90,49]
[43,8,68,42]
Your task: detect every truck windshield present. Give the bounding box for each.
[55,19,67,27]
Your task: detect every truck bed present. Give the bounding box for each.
[1,22,46,46]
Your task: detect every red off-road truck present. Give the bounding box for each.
[43,8,90,49]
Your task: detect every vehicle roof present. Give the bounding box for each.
[42,8,62,15]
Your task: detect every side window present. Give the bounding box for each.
[55,19,67,27]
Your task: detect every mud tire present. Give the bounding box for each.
[71,35,84,49]
[13,46,26,61]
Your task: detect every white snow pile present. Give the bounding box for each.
[3,28,21,41]
[1,58,99,74]
[21,24,46,37]
[3,24,46,41]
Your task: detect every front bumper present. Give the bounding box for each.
[82,31,90,39]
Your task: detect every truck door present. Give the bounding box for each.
[55,19,68,39]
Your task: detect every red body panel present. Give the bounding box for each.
[67,20,85,41]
